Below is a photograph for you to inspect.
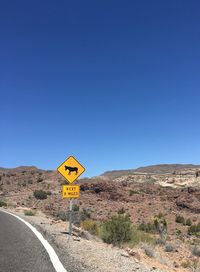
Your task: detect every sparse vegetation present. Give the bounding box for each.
[79,208,91,221]
[142,244,155,258]
[153,213,167,242]
[37,177,43,183]
[185,218,192,226]
[175,228,182,236]
[188,223,200,236]
[81,219,99,235]
[137,213,167,242]
[0,200,7,207]
[56,211,67,221]
[117,207,126,214]
[129,189,140,196]
[175,215,192,226]
[24,210,35,216]
[33,190,48,200]
[46,191,52,196]
[165,244,175,252]
[101,214,132,246]
[128,226,155,247]
[175,215,185,225]
[72,204,79,212]
[137,221,157,233]
[192,245,200,257]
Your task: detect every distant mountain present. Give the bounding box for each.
[102,164,200,179]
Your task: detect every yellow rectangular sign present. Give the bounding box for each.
[62,185,80,199]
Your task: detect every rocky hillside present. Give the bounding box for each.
[0,164,200,232]
[102,164,200,178]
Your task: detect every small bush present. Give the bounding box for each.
[56,211,67,221]
[81,219,99,235]
[72,204,79,212]
[79,208,91,221]
[117,207,126,214]
[142,245,155,258]
[24,210,35,216]
[33,190,47,200]
[175,229,182,236]
[185,218,192,226]
[165,244,175,252]
[138,221,157,233]
[192,245,200,257]
[181,261,190,269]
[188,223,200,236]
[46,191,52,196]
[175,215,185,225]
[37,178,43,183]
[101,214,132,246]
[155,238,166,245]
[154,214,167,242]
[0,200,7,207]
[128,227,155,247]
[129,189,140,196]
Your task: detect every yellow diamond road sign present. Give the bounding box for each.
[57,156,85,184]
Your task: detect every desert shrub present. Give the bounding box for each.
[181,259,199,270]
[175,215,185,225]
[185,218,192,226]
[46,191,52,196]
[154,214,167,242]
[56,211,67,221]
[175,229,182,236]
[188,223,200,236]
[79,208,91,221]
[81,219,99,235]
[181,261,191,269]
[142,244,155,258]
[72,204,79,212]
[128,227,155,247]
[33,190,47,200]
[138,221,157,233]
[24,210,35,216]
[0,200,7,207]
[165,244,175,252]
[192,245,200,257]
[117,207,126,214]
[101,214,132,246]
[37,177,43,183]
[129,189,139,196]
[155,238,166,245]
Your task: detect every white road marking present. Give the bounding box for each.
[0,210,67,272]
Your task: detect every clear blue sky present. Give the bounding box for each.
[1,1,200,177]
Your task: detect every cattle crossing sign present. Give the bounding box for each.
[57,156,85,184]
[57,155,85,237]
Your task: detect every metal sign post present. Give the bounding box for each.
[69,199,73,236]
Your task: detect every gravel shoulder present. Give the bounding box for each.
[1,207,186,272]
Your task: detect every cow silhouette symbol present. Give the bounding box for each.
[64,165,78,175]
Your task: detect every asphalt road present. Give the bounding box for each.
[0,211,56,272]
